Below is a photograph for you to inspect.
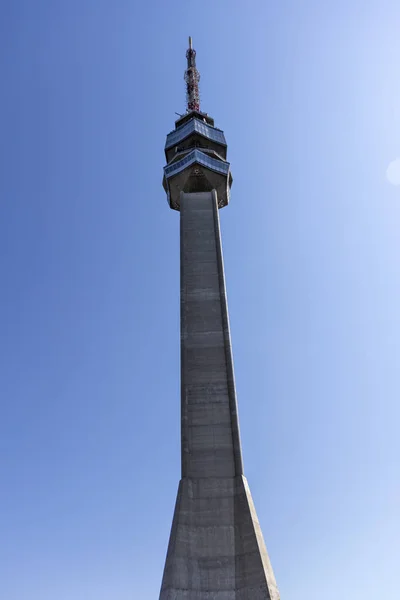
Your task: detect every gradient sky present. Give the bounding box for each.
[1,1,399,599]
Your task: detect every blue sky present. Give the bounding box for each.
[1,1,399,598]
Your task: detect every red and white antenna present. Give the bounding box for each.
[184,36,200,112]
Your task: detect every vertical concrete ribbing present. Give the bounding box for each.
[211,190,243,476]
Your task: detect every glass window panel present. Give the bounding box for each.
[165,149,230,179]
[166,118,227,149]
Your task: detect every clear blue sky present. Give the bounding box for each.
[1,1,399,599]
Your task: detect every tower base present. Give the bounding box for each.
[159,475,280,600]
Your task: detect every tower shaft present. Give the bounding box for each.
[180,191,242,480]
[159,192,279,600]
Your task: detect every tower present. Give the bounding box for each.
[159,38,280,600]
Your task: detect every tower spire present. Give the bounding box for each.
[184,36,200,112]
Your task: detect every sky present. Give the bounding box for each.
[0,1,399,598]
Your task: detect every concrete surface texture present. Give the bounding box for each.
[158,191,280,599]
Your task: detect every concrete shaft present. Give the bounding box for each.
[159,191,280,600]
[180,190,242,479]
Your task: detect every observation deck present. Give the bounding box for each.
[163,111,232,211]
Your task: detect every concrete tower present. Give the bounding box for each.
[159,38,280,600]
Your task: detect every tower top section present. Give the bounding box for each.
[162,39,232,211]
[185,36,200,112]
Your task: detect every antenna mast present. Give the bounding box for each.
[184,36,200,112]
